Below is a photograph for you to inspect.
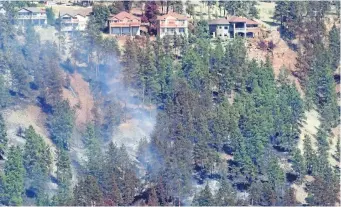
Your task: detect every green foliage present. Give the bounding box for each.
[223,1,259,18]
[1,146,25,206]
[84,124,102,179]
[73,175,103,206]
[0,76,10,108]
[214,179,237,205]
[291,148,305,181]
[54,149,72,205]
[91,4,110,30]
[329,24,340,70]
[48,100,75,150]
[192,183,214,206]
[0,114,7,160]
[23,126,52,202]
[46,7,55,26]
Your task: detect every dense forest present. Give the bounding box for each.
[0,1,340,206]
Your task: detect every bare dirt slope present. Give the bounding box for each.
[247,30,303,95]
[62,72,94,130]
[2,105,57,176]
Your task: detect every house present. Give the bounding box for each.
[156,12,188,38]
[16,7,47,26]
[108,11,141,36]
[208,16,260,39]
[0,6,6,16]
[58,8,92,32]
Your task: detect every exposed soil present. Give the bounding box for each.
[247,30,303,96]
[292,175,315,205]
[2,105,57,176]
[62,72,94,130]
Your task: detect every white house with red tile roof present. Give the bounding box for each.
[208,16,260,39]
[156,12,188,38]
[108,11,141,36]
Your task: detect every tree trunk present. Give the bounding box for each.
[166,1,169,13]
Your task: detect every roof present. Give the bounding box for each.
[59,7,92,17]
[157,12,187,20]
[209,16,259,25]
[228,16,259,24]
[19,7,45,13]
[109,11,140,21]
[208,18,229,25]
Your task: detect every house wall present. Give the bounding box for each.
[215,24,230,39]
[157,17,188,38]
[76,14,88,31]
[110,26,140,36]
[17,10,47,26]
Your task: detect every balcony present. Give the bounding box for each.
[17,14,46,19]
[234,27,246,31]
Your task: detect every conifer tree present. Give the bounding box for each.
[48,100,74,149]
[303,135,316,174]
[291,148,305,181]
[23,126,52,202]
[0,114,7,160]
[54,149,72,205]
[192,183,214,206]
[84,124,102,180]
[73,175,103,206]
[1,146,25,206]
[214,179,236,206]
[329,24,340,70]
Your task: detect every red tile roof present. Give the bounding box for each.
[208,18,230,25]
[228,16,259,25]
[109,11,140,21]
[157,12,187,20]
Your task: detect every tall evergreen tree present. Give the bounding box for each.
[1,146,25,206]
[0,114,7,160]
[23,126,52,202]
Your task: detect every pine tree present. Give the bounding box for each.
[335,138,340,161]
[23,126,52,201]
[303,135,316,174]
[291,148,305,181]
[73,175,103,206]
[0,76,9,108]
[329,24,340,70]
[84,124,102,180]
[192,183,214,206]
[0,114,7,160]
[147,186,159,206]
[48,100,74,149]
[283,187,297,206]
[1,146,25,206]
[214,179,236,206]
[54,149,72,205]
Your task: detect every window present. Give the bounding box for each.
[179,28,185,33]
[224,26,228,29]
[219,26,222,29]
[224,33,227,36]
[168,28,175,34]
[219,34,222,36]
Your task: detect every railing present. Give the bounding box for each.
[17,15,46,19]
[234,27,246,31]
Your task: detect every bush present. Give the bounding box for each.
[258,40,267,51]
